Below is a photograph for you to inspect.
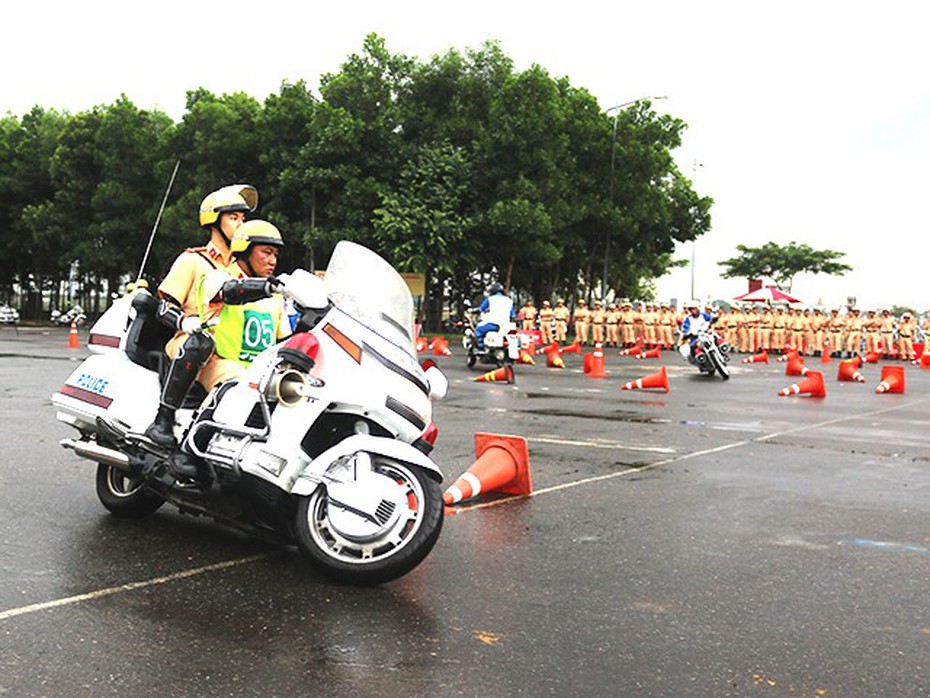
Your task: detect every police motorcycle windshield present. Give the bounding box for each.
[323,240,416,351]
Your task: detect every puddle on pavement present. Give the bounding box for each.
[517,407,670,424]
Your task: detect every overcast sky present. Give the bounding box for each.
[4,1,928,309]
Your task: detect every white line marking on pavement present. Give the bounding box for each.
[450,400,928,514]
[0,553,272,623]
[528,436,675,454]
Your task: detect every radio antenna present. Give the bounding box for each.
[135,159,180,284]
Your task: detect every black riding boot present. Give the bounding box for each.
[144,348,204,448]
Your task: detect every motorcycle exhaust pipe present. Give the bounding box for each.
[266,369,309,407]
[60,438,133,473]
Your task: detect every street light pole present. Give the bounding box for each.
[603,95,667,302]
[689,159,703,301]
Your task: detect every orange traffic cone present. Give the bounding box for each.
[545,347,565,368]
[820,344,832,363]
[432,337,451,356]
[619,343,643,357]
[587,342,607,379]
[416,336,428,352]
[778,370,826,397]
[68,319,79,349]
[875,365,905,394]
[561,339,582,354]
[837,360,866,382]
[518,349,536,365]
[785,355,809,377]
[636,347,661,360]
[864,350,881,364]
[919,353,930,369]
[776,349,798,363]
[475,365,514,384]
[536,341,558,356]
[620,366,669,393]
[443,433,532,505]
[741,350,768,364]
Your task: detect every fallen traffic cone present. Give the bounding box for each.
[778,370,826,397]
[587,342,607,379]
[545,347,565,368]
[68,319,79,349]
[416,336,428,352]
[536,341,559,356]
[847,355,863,369]
[443,432,532,505]
[837,360,866,382]
[432,337,452,356]
[776,349,798,363]
[518,349,536,365]
[619,343,643,357]
[875,365,905,394]
[561,339,582,354]
[636,347,661,360]
[741,350,769,364]
[785,355,809,377]
[620,366,669,393]
[475,365,514,384]
[864,350,881,364]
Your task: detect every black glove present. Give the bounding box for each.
[220,278,273,305]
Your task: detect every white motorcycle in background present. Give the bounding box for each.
[462,302,521,369]
[51,304,87,327]
[679,328,731,380]
[52,241,448,585]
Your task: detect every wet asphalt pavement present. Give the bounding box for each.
[1,326,928,697]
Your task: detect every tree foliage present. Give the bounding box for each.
[718,241,852,291]
[0,34,712,325]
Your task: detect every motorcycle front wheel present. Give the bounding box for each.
[294,457,443,585]
[709,350,730,380]
[95,463,164,518]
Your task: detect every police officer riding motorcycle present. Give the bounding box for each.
[678,300,731,380]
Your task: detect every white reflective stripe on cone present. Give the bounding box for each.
[445,485,464,503]
[461,472,482,497]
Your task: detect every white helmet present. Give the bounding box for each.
[684,299,701,310]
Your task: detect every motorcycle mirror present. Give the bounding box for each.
[284,269,329,310]
[424,365,448,400]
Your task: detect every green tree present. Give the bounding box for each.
[156,89,264,281]
[0,107,67,310]
[718,241,852,291]
[257,80,319,271]
[373,142,473,327]
[295,33,414,254]
[44,97,174,308]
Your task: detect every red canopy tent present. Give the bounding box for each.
[733,285,801,303]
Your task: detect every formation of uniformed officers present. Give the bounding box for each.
[517,299,925,360]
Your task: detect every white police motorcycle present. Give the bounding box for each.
[680,327,731,380]
[52,241,448,585]
[462,301,521,369]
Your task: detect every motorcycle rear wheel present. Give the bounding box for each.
[294,457,443,585]
[95,463,164,518]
